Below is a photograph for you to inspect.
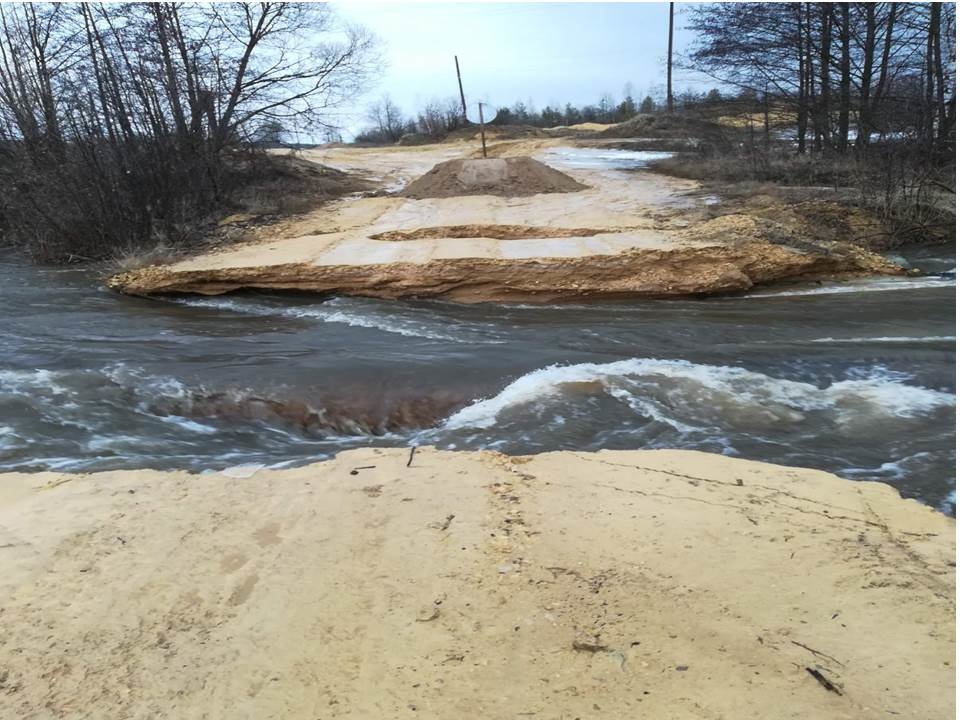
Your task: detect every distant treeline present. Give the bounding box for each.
[355,89,731,144]
[490,92,705,127]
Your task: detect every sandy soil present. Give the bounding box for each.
[399,157,586,199]
[0,447,953,719]
[548,122,612,131]
[107,138,901,301]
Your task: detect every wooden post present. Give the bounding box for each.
[478,102,487,158]
[455,55,468,121]
[763,86,770,153]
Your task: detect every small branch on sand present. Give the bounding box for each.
[791,640,846,667]
[572,640,609,653]
[429,514,455,531]
[407,446,416,467]
[806,667,843,695]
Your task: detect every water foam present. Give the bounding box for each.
[810,335,955,344]
[842,452,935,482]
[0,368,69,395]
[941,488,957,515]
[740,275,955,298]
[156,415,219,434]
[441,358,955,430]
[170,296,493,343]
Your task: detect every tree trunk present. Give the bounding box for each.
[796,4,807,153]
[805,3,820,151]
[837,3,851,153]
[930,2,948,146]
[215,4,270,150]
[24,4,63,153]
[856,2,876,148]
[871,2,897,138]
[667,2,674,113]
[166,5,205,136]
[819,2,833,152]
[763,87,770,152]
[150,4,187,138]
[923,2,936,149]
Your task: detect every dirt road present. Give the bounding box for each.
[107,136,899,301]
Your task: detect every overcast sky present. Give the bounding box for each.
[331,2,706,136]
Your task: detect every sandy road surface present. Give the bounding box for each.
[0,448,953,719]
[153,139,698,273]
[107,137,898,300]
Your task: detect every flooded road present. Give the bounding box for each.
[1,149,955,512]
[2,246,953,511]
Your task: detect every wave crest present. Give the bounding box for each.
[441,358,955,432]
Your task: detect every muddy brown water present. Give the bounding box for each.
[1,149,956,514]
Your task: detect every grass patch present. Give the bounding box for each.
[651,146,955,249]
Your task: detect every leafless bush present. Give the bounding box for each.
[362,96,407,143]
[110,243,183,273]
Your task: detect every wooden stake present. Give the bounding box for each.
[478,102,487,158]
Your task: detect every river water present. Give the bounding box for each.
[1,149,955,513]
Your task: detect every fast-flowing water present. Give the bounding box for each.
[2,150,955,513]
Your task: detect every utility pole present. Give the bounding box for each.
[455,55,468,122]
[455,56,487,158]
[667,2,674,113]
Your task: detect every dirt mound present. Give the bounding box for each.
[595,113,725,142]
[399,157,587,199]
[448,124,552,141]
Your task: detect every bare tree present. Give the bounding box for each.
[366,95,405,142]
[686,2,954,155]
[0,2,380,261]
[680,2,954,244]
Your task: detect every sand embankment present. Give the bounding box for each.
[0,447,953,719]
[106,141,902,302]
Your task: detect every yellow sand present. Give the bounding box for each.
[0,447,953,719]
[557,122,613,131]
[107,139,900,300]
[152,141,699,274]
